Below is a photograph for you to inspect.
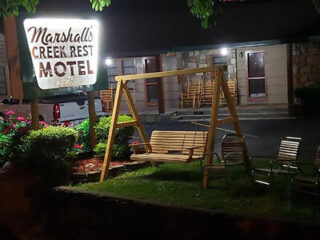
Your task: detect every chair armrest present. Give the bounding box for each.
[269,158,277,173]
[187,145,206,157]
[129,143,152,154]
[201,152,221,163]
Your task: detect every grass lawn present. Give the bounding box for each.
[74,159,320,222]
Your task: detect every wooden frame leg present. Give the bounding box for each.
[203,70,221,189]
[100,81,123,181]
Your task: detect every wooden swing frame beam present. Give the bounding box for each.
[99,66,249,188]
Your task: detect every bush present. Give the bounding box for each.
[94,142,132,159]
[14,126,78,186]
[294,84,320,118]
[0,111,47,166]
[76,119,92,153]
[94,115,134,160]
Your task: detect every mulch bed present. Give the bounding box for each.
[72,158,131,174]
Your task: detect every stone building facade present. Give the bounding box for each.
[293,42,320,88]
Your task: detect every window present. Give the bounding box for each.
[0,66,7,96]
[121,60,135,89]
[247,52,266,98]
[106,61,118,89]
[212,56,228,80]
[144,58,159,106]
[106,59,135,89]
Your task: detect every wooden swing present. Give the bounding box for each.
[99,67,250,189]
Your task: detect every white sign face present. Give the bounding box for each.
[23,18,99,90]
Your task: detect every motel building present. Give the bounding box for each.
[0,0,319,115]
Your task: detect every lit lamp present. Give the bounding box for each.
[220,48,228,56]
[105,58,112,66]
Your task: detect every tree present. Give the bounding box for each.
[1,0,319,29]
[0,0,111,17]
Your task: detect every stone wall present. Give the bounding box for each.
[162,55,180,109]
[176,48,237,82]
[293,42,320,88]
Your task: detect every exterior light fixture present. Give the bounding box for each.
[220,48,228,56]
[105,58,112,66]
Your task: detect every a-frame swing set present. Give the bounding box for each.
[99,66,250,188]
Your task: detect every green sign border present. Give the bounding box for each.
[17,13,108,100]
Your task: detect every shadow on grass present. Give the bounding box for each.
[138,163,202,182]
[140,167,202,182]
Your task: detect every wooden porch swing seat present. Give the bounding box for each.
[99,66,249,190]
[131,131,208,163]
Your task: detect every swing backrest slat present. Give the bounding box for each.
[150,131,208,156]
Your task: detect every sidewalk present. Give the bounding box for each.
[139,104,292,122]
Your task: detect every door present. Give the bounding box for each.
[247,51,267,101]
[144,58,159,106]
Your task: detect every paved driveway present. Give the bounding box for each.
[139,118,320,162]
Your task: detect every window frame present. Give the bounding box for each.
[143,56,159,107]
[106,58,136,91]
[245,50,268,102]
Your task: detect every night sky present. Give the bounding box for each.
[1,0,320,57]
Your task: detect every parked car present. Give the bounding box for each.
[0,92,104,126]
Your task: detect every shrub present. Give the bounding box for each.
[15,126,78,186]
[294,84,320,118]
[76,119,91,153]
[94,115,134,160]
[0,111,47,165]
[94,142,132,159]
[0,134,9,167]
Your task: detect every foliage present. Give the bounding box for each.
[0,0,39,17]
[294,83,320,118]
[94,141,131,159]
[187,0,221,28]
[0,0,110,17]
[313,0,320,14]
[90,0,111,12]
[1,0,319,29]
[16,126,78,186]
[94,115,134,160]
[0,135,9,167]
[76,119,92,153]
[1,0,220,29]
[0,111,47,166]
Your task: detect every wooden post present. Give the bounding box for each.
[202,69,221,189]
[220,72,242,135]
[156,55,165,114]
[3,15,24,99]
[87,91,97,149]
[31,99,39,130]
[287,43,294,115]
[100,81,123,181]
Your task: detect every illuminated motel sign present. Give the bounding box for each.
[23,18,100,90]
